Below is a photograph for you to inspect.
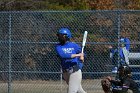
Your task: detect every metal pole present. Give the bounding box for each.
[115,0,121,10]
[116,0,121,68]
[8,13,12,93]
[60,68,63,93]
[117,11,121,68]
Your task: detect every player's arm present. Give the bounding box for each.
[71,53,83,58]
[55,46,82,59]
[110,79,122,86]
[112,83,129,93]
[121,80,131,92]
[106,76,122,86]
[109,48,117,59]
[124,38,130,51]
[109,45,114,58]
[108,78,128,92]
[74,43,85,62]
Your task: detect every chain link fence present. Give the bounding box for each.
[0,11,140,93]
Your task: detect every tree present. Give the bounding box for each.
[0,0,139,11]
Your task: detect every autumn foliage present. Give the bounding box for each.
[0,0,139,11]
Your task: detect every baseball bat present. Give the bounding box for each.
[81,31,88,53]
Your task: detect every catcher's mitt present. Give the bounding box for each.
[101,78,111,93]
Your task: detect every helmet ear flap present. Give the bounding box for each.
[63,34,67,38]
[64,34,70,41]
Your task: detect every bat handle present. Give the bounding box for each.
[81,47,84,63]
[81,47,84,53]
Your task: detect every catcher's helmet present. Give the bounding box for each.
[118,65,131,78]
[58,28,72,39]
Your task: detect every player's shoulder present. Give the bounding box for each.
[70,41,77,44]
[70,42,80,46]
[55,43,61,48]
[124,38,130,42]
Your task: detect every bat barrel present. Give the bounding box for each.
[82,31,88,53]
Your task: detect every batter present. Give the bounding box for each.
[55,27,87,93]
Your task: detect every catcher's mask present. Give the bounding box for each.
[118,65,132,78]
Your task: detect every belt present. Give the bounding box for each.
[63,65,80,73]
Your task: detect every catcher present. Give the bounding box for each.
[101,65,139,93]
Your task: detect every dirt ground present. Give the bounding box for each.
[0,79,104,93]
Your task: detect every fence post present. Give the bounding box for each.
[8,13,12,93]
[117,10,121,68]
[60,68,63,93]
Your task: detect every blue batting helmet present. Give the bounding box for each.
[58,28,72,38]
[120,38,125,43]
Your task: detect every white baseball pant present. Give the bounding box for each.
[63,69,87,93]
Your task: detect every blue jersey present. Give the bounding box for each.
[110,38,130,64]
[124,38,130,51]
[110,48,124,59]
[55,41,84,70]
